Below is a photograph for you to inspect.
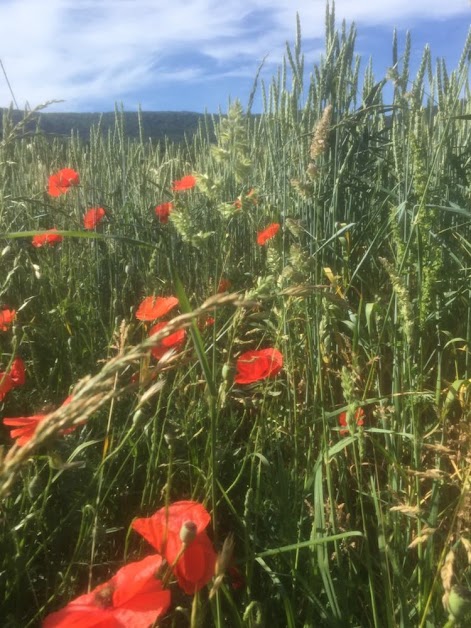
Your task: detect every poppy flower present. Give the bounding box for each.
[257,223,280,245]
[83,207,106,230]
[338,408,365,435]
[228,566,245,590]
[9,357,26,387]
[0,357,26,402]
[32,229,63,248]
[48,168,80,197]
[148,322,186,361]
[234,348,283,385]
[3,414,46,446]
[0,308,15,331]
[132,500,217,595]
[154,202,173,224]
[217,278,231,293]
[197,315,215,331]
[43,554,171,628]
[3,395,82,446]
[136,296,179,322]
[172,175,196,192]
[0,372,14,401]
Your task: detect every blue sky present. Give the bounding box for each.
[0,0,469,113]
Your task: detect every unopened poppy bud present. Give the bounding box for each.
[222,363,231,381]
[180,520,197,546]
[132,409,145,427]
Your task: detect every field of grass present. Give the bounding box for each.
[1,7,471,627]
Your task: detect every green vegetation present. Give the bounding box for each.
[0,108,212,144]
[1,5,471,626]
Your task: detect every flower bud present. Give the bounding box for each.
[180,520,197,546]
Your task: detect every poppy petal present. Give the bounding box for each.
[257,223,280,245]
[9,357,26,387]
[154,202,173,224]
[234,348,283,384]
[172,175,196,191]
[32,229,63,248]
[136,296,179,322]
[0,308,16,331]
[83,208,106,230]
[48,168,80,197]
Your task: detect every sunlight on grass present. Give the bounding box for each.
[1,6,471,627]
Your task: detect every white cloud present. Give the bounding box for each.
[0,0,468,111]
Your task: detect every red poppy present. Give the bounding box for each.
[338,408,365,435]
[3,414,45,446]
[0,372,14,401]
[154,202,173,224]
[172,175,196,192]
[9,357,26,387]
[148,322,186,360]
[197,315,215,331]
[132,500,217,595]
[83,207,106,230]
[3,395,82,446]
[43,554,171,628]
[136,296,179,322]
[217,278,231,293]
[48,168,80,197]
[257,223,280,245]
[0,308,15,331]
[0,357,26,402]
[228,566,245,590]
[32,229,63,248]
[234,348,283,385]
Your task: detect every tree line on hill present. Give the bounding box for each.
[0,108,217,143]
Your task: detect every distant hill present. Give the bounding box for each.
[0,109,217,143]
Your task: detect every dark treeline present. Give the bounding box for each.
[0,108,218,143]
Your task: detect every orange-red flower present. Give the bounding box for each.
[235,348,283,385]
[154,202,173,224]
[338,408,365,435]
[217,278,231,293]
[228,566,245,590]
[132,500,217,595]
[3,395,81,446]
[43,554,171,628]
[0,372,14,401]
[32,229,63,248]
[3,414,45,446]
[172,175,196,191]
[148,322,186,360]
[9,357,25,387]
[136,296,179,322]
[83,207,106,230]
[0,308,15,331]
[257,223,280,245]
[0,357,26,402]
[48,168,80,197]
